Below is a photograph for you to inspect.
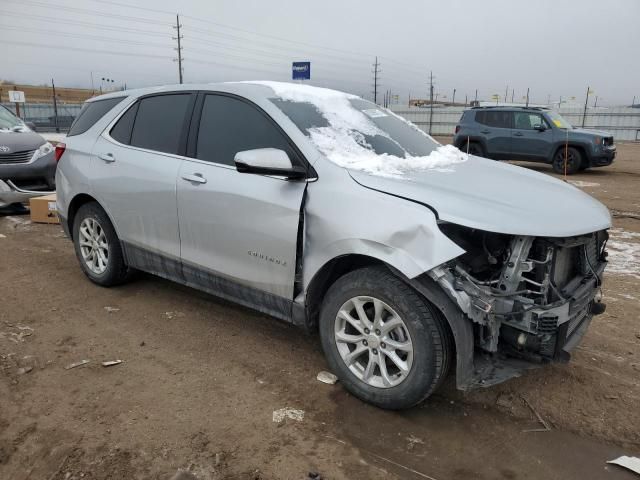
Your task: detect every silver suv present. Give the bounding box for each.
[56,82,611,409]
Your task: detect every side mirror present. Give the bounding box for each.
[25,121,37,131]
[533,124,546,132]
[234,148,307,180]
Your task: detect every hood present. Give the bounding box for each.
[0,130,46,152]
[349,156,611,237]
[570,127,612,138]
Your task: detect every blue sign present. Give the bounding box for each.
[292,61,311,80]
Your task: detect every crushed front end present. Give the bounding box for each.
[431,224,608,388]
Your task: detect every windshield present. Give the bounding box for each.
[259,81,467,176]
[546,111,573,129]
[0,105,23,131]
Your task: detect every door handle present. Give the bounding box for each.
[181,173,207,184]
[480,130,490,134]
[99,153,115,163]
[514,132,524,136]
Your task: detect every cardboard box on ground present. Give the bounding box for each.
[29,194,59,224]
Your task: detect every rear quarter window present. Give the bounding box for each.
[67,97,125,137]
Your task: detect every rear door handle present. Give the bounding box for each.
[181,173,207,184]
[480,130,490,134]
[514,132,524,137]
[99,153,115,163]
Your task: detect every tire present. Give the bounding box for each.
[319,266,451,409]
[552,147,582,174]
[72,202,130,286]
[460,141,486,158]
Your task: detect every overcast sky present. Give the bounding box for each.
[2,0,639,106]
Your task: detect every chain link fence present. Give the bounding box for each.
[2,102,83,132]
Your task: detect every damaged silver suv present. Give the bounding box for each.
[56,82,610,409]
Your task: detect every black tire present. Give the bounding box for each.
[460,141,486,158]
[552,146,582,174]
[72,202,130,287]
[319,267,451,409]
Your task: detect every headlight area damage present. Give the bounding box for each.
[427,224,608,389]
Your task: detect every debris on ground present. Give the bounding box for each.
[607,456,640,475]
[0,324,34,343]
[16,366,33,375]
[104,306,120,313]
[272,407,305,423]
[65,359,90,370]
[496,393,514,410]
[169,470,199,480]
[102,360,122,367]
[406,435,425,451]
[306,472,323,480]
[163,311,185,319]
[521,396,551,432]
[0,233,6,238]
[316,371,338,385]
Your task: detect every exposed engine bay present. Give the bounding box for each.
[431,224,608,364]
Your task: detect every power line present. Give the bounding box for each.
[3,40,174,60]
[0,25,172,49]
[7,0,172,26]
[2,11,170,37]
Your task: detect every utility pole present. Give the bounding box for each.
[13,86,20,119]
[452,88,456,105]
[582,86,590,127]
[593,96,598,108]
[633,95,636,106]
[428,71,434,135]
[52,79,59,133]
[173,14,184,84]
[525,87,530,107]
[511,89,514,103]
[474,88,478,102]
[504,85,508,103]
[464,94,467,107]
[372,57,381,104]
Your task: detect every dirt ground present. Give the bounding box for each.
[1,142,639,480]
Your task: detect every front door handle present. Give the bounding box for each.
[480,130,490,134]
[99,153,115,163]
[181,173,207,184]
[513,132,524,136]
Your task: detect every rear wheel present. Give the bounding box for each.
[72,202,130,286]
[319,267,451,409]
[552,147,582,174]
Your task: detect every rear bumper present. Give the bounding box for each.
[0,151,57,188]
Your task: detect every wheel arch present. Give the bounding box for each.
[66,193,118,241]
[551,142,589,165]
[302,255,470,390]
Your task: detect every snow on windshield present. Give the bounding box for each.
[244,81,468,177]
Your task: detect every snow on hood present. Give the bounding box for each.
[244,81,467,176]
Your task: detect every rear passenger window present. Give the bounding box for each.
[130,94,192,155]
[68,97,124,136]
[476,111,512,128]
[196,94,298,166]
[110,103,138,145]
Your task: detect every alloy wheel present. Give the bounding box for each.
[78,217,109,275]
[334,296,414,388]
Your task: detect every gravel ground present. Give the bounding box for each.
[1,142,639,480]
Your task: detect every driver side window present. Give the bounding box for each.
[195,94,299,167]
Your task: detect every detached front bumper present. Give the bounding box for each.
[0,179,55,207]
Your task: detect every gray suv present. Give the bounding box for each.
[56,82,610,409]
[453,106,616,174]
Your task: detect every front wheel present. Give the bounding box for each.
[460,141,486,157]
[319,267,451,409]
[552,147,582,174]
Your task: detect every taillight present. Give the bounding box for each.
[54,143,66,162]
[455,125,461,134]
